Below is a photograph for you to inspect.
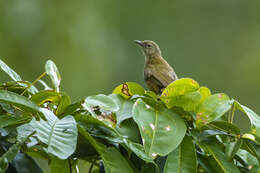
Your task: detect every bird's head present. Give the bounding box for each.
[134,40,161,58]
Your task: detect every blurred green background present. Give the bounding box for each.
[0,1,259,113]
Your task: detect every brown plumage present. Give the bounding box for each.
[134,40,178,94]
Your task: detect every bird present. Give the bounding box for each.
[134,40,178,94]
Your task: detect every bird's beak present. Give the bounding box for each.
[134,40,144,47]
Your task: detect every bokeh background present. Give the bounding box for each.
[0,1,259,122]
[1,0,259,172]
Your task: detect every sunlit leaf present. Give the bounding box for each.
[196,93,232,126]
[31,108,78,159]
[198,86,211,103]
[45,60,61,92]
[113,82,145,99]
[160,78,200,110]
[133,99,186,157]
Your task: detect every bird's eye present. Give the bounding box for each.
[146,44,152,48]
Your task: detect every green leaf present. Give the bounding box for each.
[164,136,197,173]
[84,94,119,112]
[11,153,43,173]
[116,119,140,143]
[206,144,241,173]
[196,93,232,126]
[76,114,153,162]
[0,59,22,81]
[78,126,134,173]
[56,94,71,116]
[0,59,37,94]
[237,149,260,172]
[0,131,33,172]
[198,130,228,142]
[160,78,200,110]
[0,114,31,128]
[198,87,211,103]
[31,108,78,159]
[208,121,240,135]
[50,157,70,173]
[133,99,186,157]
[197,153,216,173]
[113,82,145,99]
[0,90,40,114]
[45,60,61,92]
[17,123,35,142]
[110,94,134,124]
[234,101,260,138]
[30,90,61,105]
[225,139,242,160]
[241,139,260,165]
[74,113,119,142]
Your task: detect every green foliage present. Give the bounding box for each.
[0,59,260,173]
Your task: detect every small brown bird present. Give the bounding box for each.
[134,40,178,94]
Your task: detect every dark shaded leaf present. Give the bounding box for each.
[164,136,197,173]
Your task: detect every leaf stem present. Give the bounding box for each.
[88,162,94,173]
[21,72,46,96]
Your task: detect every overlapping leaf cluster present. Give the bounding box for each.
[0,59,260,173]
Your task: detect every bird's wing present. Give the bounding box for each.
[151,66,177,87]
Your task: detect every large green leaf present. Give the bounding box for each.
[110,94,134,124]
[0,90,40,114]
[31,108,78,159]
[133,99,186,157]
[196,93,232,126]
[160,78,201,110]
[164,136,197,173]
[78,126,134,173]
[45,60,61,92]
[113,82,145,99]
[234,101,260,138]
